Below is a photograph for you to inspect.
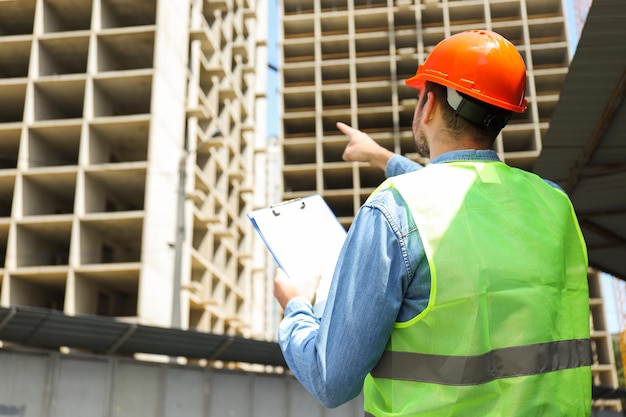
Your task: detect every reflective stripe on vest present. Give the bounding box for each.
[371,338,591,386]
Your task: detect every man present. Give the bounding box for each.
[274,30,591,416]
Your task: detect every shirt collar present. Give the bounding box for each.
[430,149,502,164]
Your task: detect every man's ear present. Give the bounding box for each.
[421,91,436,124]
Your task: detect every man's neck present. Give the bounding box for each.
[428,137,490,160]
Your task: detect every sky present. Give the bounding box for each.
[266,0,280,138]
[603,275,621,334]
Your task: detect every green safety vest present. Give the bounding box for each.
[363,161,591,417]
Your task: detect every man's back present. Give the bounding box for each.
[364,161,591,416]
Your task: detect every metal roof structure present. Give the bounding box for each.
[0,306,287,367]
[534,0,626,280]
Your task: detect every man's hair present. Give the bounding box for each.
[423,81,506,146]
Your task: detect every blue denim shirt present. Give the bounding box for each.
[278,150,513,407]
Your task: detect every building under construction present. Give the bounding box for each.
[0,0,273,340]
[0,0,624,414]
[281,0,571,220]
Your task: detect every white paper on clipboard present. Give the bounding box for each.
[247,194,347,317]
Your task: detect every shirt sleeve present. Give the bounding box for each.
[385,154,424,177]
[278,192,412,408]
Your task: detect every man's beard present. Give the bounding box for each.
[412,96,430,158]
[415,127,429,158]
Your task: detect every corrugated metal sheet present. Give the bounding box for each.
[0,350,364,417]
[534,0,626,280]
[0,306,287,367]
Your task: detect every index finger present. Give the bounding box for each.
[336,121,356,136]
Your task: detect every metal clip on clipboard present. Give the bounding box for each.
[271,198,306,216]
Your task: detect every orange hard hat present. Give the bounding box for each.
[405,30,527,113]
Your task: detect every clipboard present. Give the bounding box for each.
[247,194,347,317]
